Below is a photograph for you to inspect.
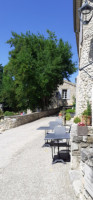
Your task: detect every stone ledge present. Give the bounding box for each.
[0,107,61,132]
[69,169,82,199]
[81,148,93,167]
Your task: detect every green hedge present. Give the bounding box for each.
[66,108,75,113]
[0,109,4,117]
[66,113,71,121]
[4,111,15,116]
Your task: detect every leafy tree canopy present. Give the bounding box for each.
[1,30,77,111]
[0,64,3,87]
[0,64,3,102]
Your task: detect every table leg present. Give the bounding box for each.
[66,139,69,151]
[52,140,66,164]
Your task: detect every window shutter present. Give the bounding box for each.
[59,89,62,96]
[58,89,62,99]
[67,89,70,99]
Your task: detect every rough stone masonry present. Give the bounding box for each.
[70,123,93,200]
[76,1,93,116]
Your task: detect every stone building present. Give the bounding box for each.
[72,1,93,200]
[51,80,76,108]
[73,0,93,116]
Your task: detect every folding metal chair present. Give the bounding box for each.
[56,118,63,126]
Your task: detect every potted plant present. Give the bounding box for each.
[77,122,88,136]
[66,108,75,118]
[66,113,71,121]
[59,110,63,117]
[58,109,66,118]
[81,101,92,126]
[74,116,81,124]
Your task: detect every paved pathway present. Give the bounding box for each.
[0,116,77,200]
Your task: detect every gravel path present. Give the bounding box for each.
[0,116,77,200]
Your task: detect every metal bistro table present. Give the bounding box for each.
[44,133,70,164]
[37,124,58,147]
[37,126,52,135]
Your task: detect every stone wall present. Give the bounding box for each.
[73,1,93,199]
[70,124,93,199]
[81,148,93,200]
[0,107,60,132]
[76,1,93,116]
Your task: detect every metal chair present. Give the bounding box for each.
[54,125,69,151]
[49,121,59,132]
[56,118,63,126]
[54,125,66,136]
[64,125,71,133]
[54,125,70,145]
[55,118,71,133]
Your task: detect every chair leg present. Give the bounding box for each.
[51,146,54,159]
[54,146,56,153]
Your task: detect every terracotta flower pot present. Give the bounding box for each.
[81,115,91,126]
[59,113,62,118]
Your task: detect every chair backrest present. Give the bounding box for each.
[54,126,66,136]
[65,125,71,133]
[49,121,58,130]
[56,118,63,125]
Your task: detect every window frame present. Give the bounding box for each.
[62,89,67,99]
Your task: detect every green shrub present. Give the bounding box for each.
[82,101,91,116]
[4,111,15,116]
[72,95,76,108]
[82,109,88,116]
[66,113,71,121]
[87,101,91,116]
[0,109,4,117]
[74,117,81,124]
[66,108,75,113]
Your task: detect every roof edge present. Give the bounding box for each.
[63,80,76,87]
[73,0,82,54]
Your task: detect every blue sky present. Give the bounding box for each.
[0,0,79,83]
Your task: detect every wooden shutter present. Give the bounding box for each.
[59,89,62,99]
[67,89,70,99]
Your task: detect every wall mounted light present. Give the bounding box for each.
[78,0,93,24]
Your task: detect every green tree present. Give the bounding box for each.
[0,64,4,104]
[2,30,77,111]
[0,64,3,91]
[1,64,18,111]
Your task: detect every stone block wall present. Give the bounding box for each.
[73,1,93,198]
[70,124,93,199]
[76,6,93,116]
[0,107,60,132]
[81,148,93,200]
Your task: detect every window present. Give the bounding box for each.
[62,89,70,99]
[62,90,67,99]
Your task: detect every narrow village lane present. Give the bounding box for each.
[0,116,77,200]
